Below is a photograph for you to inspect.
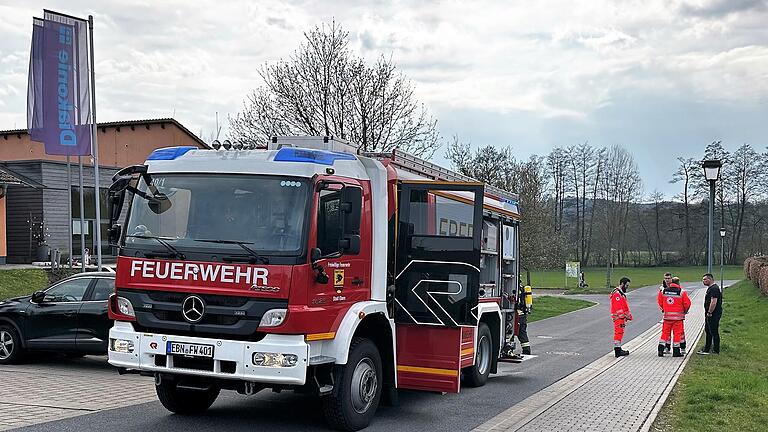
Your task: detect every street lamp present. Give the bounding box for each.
[719,227,726,288]
[702,159,722,274]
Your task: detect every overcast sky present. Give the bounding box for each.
[1,0,767,197]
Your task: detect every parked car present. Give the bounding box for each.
[0,272,115,364]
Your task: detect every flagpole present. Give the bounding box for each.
[67,154,73,269]
[87,15,102,270]
[78,156,86,272]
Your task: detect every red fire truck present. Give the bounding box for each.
[106,136,524,431]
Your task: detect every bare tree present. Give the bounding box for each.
[725,144,763,263]
[229,22,440,158]
[447,141,566,268]
[600,145,642,266]
[671,157,698,263]
[546,147,568,232]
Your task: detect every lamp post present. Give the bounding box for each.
[720,227,726,288]
[702,159,722,274]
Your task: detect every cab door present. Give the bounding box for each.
[393,181,483,393]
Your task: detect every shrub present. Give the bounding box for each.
[744,257,753,280]
[760,266,768,296]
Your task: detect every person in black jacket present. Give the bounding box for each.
[697,273,722,355]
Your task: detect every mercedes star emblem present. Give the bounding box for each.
[181,295,205,323]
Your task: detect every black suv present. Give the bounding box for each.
[0,272,114,364]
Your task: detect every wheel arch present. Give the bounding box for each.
[478,305,502,374]
[0,317,26,348]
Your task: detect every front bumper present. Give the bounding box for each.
[108,321,309,385]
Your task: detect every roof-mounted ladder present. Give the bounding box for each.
[362,149,519,204]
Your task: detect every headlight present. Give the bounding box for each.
[252,352,299,367]
[259,309,286,327]
[116,296,135,317]
[110,338,134,353]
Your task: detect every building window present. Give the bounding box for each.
[71,187,110,256]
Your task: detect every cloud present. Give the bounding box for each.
[678,0,768,18]
[0,0,767,195]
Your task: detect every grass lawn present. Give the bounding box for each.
[0,269,49,300]
[530,265,743,294]
[528,295,595,323]
[652,281,768,432]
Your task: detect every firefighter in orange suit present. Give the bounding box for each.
[657,280,691,358]
[610,277,632,357]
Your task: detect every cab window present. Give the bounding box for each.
[317,189,342,256]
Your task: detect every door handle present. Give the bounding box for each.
[352,277,365,286]
[64,311,77,317]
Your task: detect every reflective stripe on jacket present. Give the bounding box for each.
[657,283,691,321]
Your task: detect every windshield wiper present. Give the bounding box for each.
[193,239,269,264]
[127,235,186,260]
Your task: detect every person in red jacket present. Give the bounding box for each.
[610,277,632,357]
[658,280,691,357]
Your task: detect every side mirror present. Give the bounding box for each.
[31,291,45,303]
[108,224,122,246]
[310,248,329,284]
[148,195,172,214]
[310,247,322,264]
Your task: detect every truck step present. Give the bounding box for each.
[319,385,334,395]
[309,355,336,366]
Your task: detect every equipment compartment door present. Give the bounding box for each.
[393,182,483,393]
[394,182,483,327]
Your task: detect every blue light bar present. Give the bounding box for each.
[146,146,197,161]
[274,147,356,166]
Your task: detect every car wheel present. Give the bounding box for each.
[462,323,492,387]
[0,325,23,365]
[322,337,382,431]
[156,380,220,415]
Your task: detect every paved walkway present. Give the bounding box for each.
[475,285,713,432]
[0,356,156,431]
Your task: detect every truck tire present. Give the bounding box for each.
[156,380,220,415]
[0,325,23,365]
[462,323,492,387]
[322,337,382,431]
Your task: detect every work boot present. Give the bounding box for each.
[500,344,515,358]
[680,342,687,355]
[664,343,671,354]
[522,346,531,355]
[614,347,629,358]
[672,347,683,357]
[658,344,666,357]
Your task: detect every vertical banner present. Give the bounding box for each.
[27,11,92,156]
[27,18,44,142]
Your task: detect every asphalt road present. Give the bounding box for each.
[17,281,734,432]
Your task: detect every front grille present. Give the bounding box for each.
[147,291,249,308]
[117,288,288,341]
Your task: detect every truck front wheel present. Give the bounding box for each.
[156,380,220,415]
[322,337,382,431]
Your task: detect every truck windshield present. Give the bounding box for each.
[124,174,310,255]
